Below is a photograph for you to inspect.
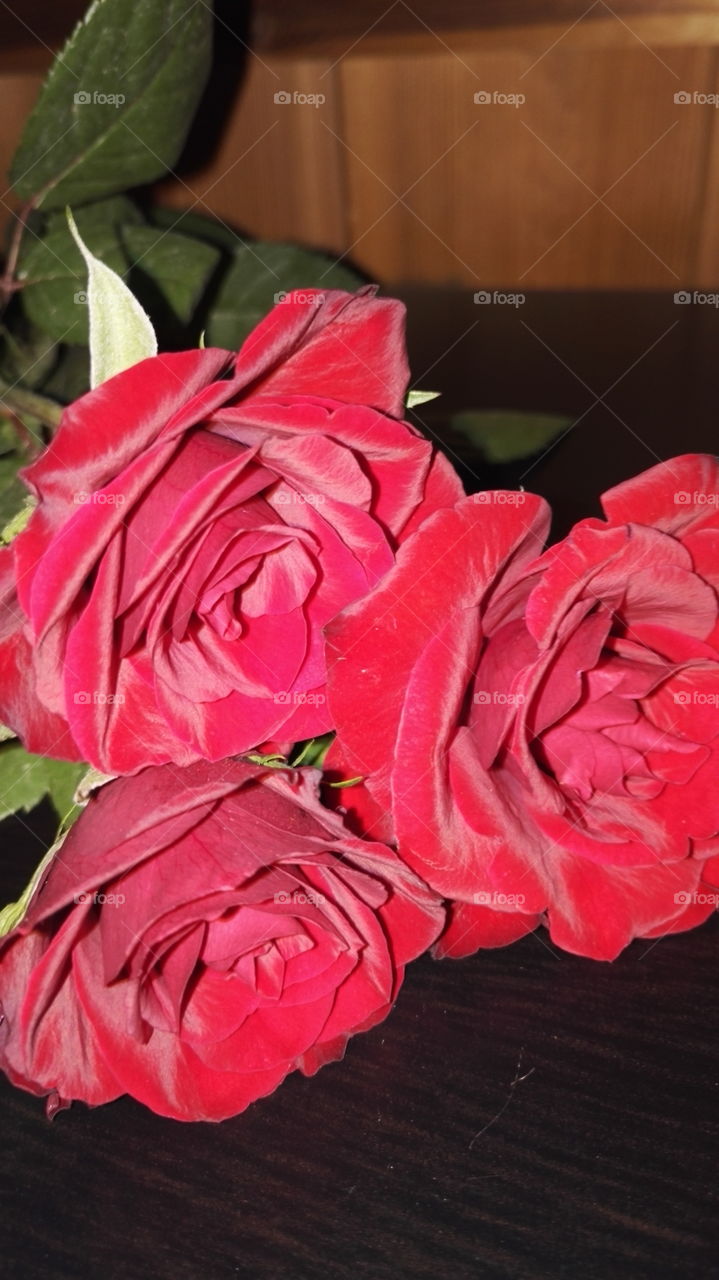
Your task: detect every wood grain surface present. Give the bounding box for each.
[5,3,719,285]
[154,28,719,288]
[0,873,716,1280]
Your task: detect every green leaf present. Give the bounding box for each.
[0,455,28,535]
[39,344,93,404]
[406,390,440,409]
[206,243,363,350]
[122,224,221,329]
[0,419,16,454]
[0,323,59,391]
[450,409,573,464]
[20,212,219,347]
[20,211,135,345]
[291,733,335,770]
[10,0,213,210]
[0,493,36,546]
[47,761,88,825]
[149,206,242,254]
[68,209,157,387]
[0,741,87,824]
[41,195,143,246]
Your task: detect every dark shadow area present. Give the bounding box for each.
[250,0,698,52]
[169,0,254,179]
[399,287,718,536]
[0,800,59,903]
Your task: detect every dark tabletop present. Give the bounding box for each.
[1,292,718,1280]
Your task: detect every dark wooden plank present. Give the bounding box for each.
[252,0,719,53]
[0,910,716,1280]
[3,1,719,68]
[0,1,86,69]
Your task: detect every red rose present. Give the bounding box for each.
[0,288,462,772]
[327,459,719,961]
[0,760,443,1121]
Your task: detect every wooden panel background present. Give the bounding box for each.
[2,4,719,288]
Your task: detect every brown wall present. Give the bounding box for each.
[3,7,719,288]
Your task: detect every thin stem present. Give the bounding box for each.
[0,405,39,458]
[0,382,62,430]
[0,200,35,318]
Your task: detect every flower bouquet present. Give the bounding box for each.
[0,0,716,1122]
